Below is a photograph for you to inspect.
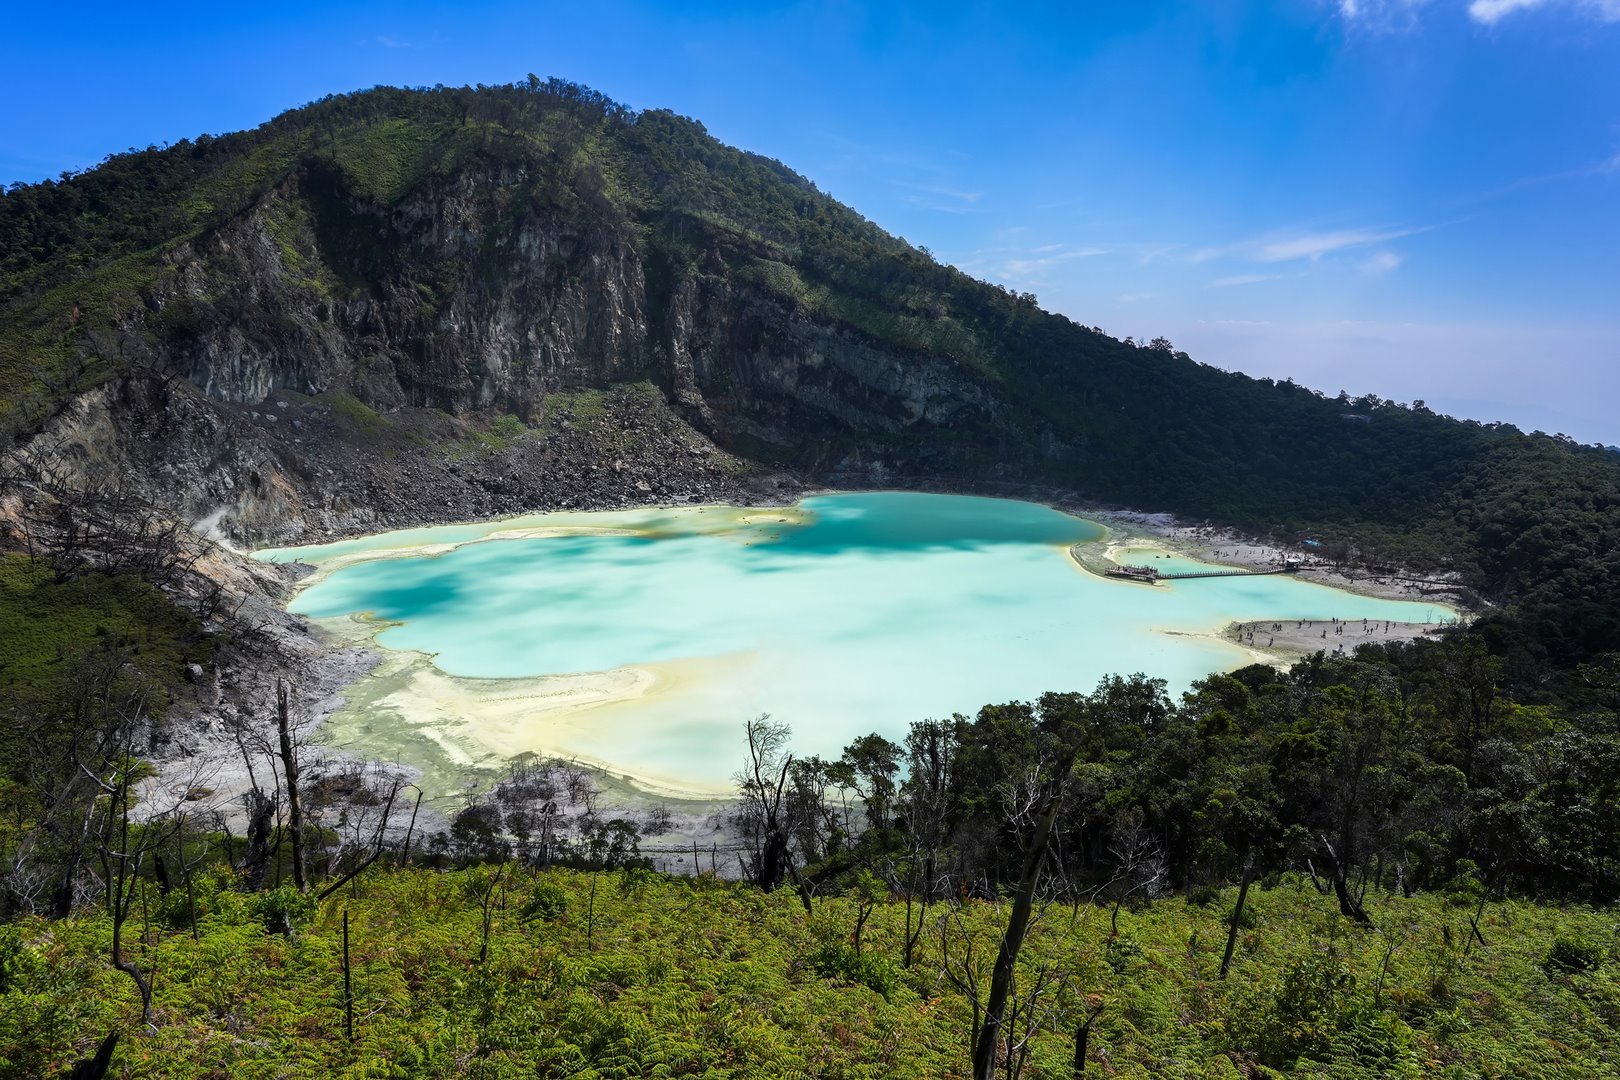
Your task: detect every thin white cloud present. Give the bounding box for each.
[375,35,416,48]
[1132,243,1186,264]
[1256,226,1425,262]
[1192,224,1427,266]
[1469,0,1620,22]
[1461,148,1620,202]
[1335,0,1433,30]
[1468,0,1546,19]
[1338,0,1620,27]
[899,195,987,214]
[893,181,983,204]
[1208,273,1283,288]
[999,246,1111,280]
[1359,250,1404,275]
[955,239,1182,293]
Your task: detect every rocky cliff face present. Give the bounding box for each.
[160,165,652,414]
[665,272,1007,458]
[16,157,1044,544]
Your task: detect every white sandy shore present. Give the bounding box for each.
[1076,507,1466,603]
[1068,508,1466,665]
[260,503,812,584]
[329,643,737,800]
[249,504,814,805]
[230,494,1470,827]
[285,604,739,799]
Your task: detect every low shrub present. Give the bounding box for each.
[248,884,315,935]
[1544,935,1604,973]
[809,942,898,1001]
[490,413,525,438]
[520,879,569,923]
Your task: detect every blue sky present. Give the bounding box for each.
[3,1,1617,442]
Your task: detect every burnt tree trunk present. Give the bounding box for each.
[66,1031,118,1079]
[971,787,1064,1080]
[1219,854,1255,979]
[1322,835,1375,928]
[242,789,276,891]
[1073,1000,1104,1079]
[275,682,306,892]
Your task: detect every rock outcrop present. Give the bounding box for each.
[14,153,1045,545]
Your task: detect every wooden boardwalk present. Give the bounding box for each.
[1156,566,1302,581]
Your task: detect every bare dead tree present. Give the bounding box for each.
[560,762,595,809]
[485,756,578,868]
[84,717,207,1026]
[96,760,160,1023]
[645,804,674,835]
[937,892,1070,1080]
[228,709,280,891]
[970,755,1072,1080]
[899,717,958,968]
[64,1030,119,1080]
[937,901,992,1060]
[469,862,508,965]
[316,780,405,902]
[170,808,226,941]
[537,799,561,868]
[240,789,277,892]
[342,909,354,1042]
[2,634,160,919]
[1071,994,1107,1079]
[734,716,812,913]
[999,958,1067,1080]
[1318,832,1375,928]
[2,446,221,617]
[397,788,423,869]
[1103,810,1167,939]
[274,682,307,893]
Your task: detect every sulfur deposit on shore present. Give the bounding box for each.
[323,645,738,802]
[259,501,813,585]
[1072,507,1466,607]
[1065,507,1465,667]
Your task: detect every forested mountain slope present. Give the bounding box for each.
[2,78,1617,674]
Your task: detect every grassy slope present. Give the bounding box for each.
[0,554,210,707]
[4,866,1616,1078]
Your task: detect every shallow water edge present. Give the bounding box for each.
[257,492,1456,800]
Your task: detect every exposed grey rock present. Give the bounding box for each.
[10,157,1065,546]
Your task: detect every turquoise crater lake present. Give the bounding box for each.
[258,493,1449,794]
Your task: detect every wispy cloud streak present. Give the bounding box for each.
[1257,227,1426,261]
[1190,224,1428,266]
[1208,273,1283,288]
[1338,0,1620,27]
[1469,0,1620,23]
